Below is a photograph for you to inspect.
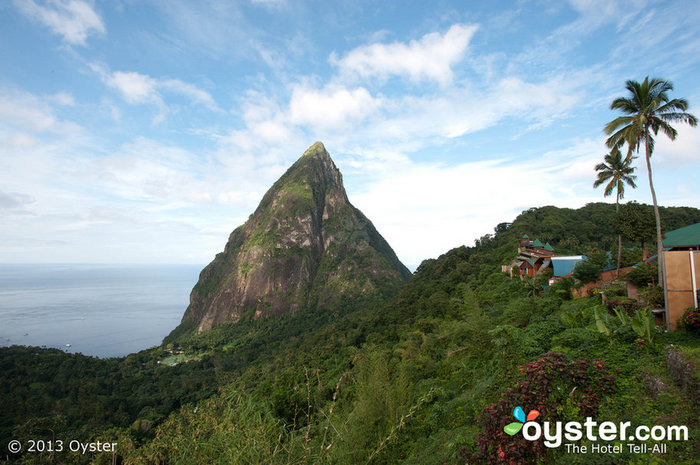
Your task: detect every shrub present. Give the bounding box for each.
[602,284,626,299]
[573,260,602,284]
[461,353,617,464]
[549,277,574,300]
[623,264,656,287]
[681,307,700,334]
[638,285,664,308]
[605,297,642,315]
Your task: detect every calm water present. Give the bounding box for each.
[0,264,202,358]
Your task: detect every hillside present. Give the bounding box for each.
[2,202,700,464]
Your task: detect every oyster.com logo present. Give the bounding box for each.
[501,404,688,453]
[503,406,539,436]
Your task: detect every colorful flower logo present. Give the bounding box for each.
[504,406,539,435]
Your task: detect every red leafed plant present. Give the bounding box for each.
[460,352,618,464]
[681,307,700,333]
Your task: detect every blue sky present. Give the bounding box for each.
[1,0,699,268]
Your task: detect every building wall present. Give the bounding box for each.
[665,250,700,330]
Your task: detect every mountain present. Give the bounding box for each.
[180,142,411,333]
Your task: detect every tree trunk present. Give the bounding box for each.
[616,194,621,278]
[645,130,664,287]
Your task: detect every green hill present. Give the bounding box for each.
[2,202,699,464]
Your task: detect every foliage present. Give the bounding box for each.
[681,307,700,334]
[601,284,626,299]
[593,145,637,274]
[615,201,656,254]
[549,277,574,300]
[638,284,665,308]
[594,305,656,343]
[463,353,617,465]
[3,202,700,464]
[605,77,698,285]
[605,296,643,315]
[593,146,637,200]
[624,264,657,286]
[573,260,602,284]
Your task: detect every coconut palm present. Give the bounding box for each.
[593,146,637,277]
[604,77,697,288]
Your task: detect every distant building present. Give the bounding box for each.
[662,222,700,329]
[551,255,587,279]
[503,235,555,278]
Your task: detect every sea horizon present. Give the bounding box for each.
[0,263,204,358]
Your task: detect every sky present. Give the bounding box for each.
[1,0,699,269]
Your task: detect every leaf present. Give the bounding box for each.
[513,406,526,423]
[594,307,610,336]
[526,410,540,421]
[504,422,524,436]
[613,306,630,326]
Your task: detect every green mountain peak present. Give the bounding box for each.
[180,142,411,334]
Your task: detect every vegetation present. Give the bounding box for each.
[615,201,656,262]
[572,259,603,284]
[593,145,637,277]
[605,77,698,286]
[2,202,699,464]
[681,308,700,334]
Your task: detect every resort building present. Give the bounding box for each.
[502,235,555,277]
[662,222,700,329]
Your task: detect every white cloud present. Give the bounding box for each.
[49,91,76,106]
[654,125,700,164]
[106,71,160,105]
[0,90,55,132]
[567,0,622,20]
[349,138,621,267]
[15,0,105,46]
[332,23,478,85]
[91,64,220,111]
[160,79,220,111]
[0,87,82,134]
[288,85,380,129]
[0,190,36,211]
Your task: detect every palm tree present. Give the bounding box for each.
[593,146,637,277]
[604,77,697,289]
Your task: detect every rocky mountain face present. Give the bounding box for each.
[181,142,411,333]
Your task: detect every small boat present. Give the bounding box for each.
[65,343,71,347]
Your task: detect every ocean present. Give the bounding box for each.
[0,264,203,358]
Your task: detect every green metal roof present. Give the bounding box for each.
[544,242,554,251]
[663,222,700,248]
[533,239,544,247]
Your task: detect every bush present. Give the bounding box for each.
[549,277,574,299]
[605,297,642,315]
[462,353,617,465]
[681,307,700,334]
[638,285,664,308]
[573,260,602,284]
[602,284,626,299]
[623,264,656,287]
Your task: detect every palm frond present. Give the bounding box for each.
[659,111,698,126]
[604,115,635,135]
[610,97,638,114]
[656,120,678,141]
[656,98,689,114]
